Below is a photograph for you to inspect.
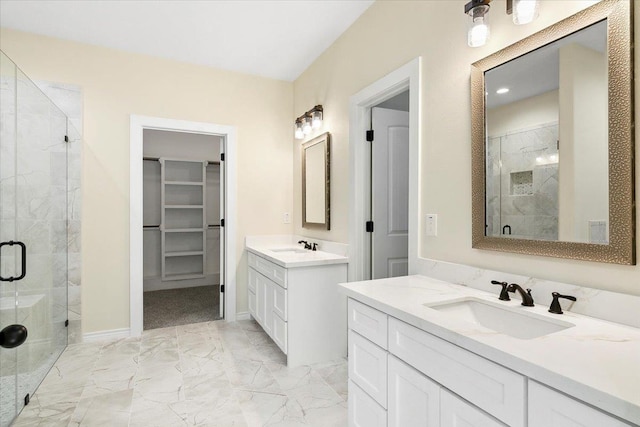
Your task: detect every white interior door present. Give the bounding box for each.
[219,141,225,318]
[372,107,409,279]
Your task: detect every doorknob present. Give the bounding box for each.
[0,324,28,349]
[0,241,27,282]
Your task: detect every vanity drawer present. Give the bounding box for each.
[272,282,287,321]
[528,381,633,427]
[388,318,525,427]
[250,252,287,288]
[349,330,388,408]
[348,298,388,349]
[349,380,387,427]
[271,312,287,354]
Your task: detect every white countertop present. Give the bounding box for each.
[339,275,640,425]
[246,243,348,268]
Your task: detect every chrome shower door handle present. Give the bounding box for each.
[0,240,27,282]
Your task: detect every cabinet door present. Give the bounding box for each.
[263,277,274,335]
[529,381,633,427]
[441,390,506,427]
[349,330,388,408]
[349,380,387,427]
[248,290,256,317]
[388,356,440,427]
[255,273,266,325]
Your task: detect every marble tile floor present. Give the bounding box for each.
[12,320,348,427]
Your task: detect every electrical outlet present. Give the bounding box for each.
[283,212,291,224]
[426,214,437,236]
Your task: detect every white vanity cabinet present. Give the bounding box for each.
[348,298,510,427]
[247,251,347,367]
[347,298,632,427]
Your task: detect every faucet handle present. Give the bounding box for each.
[548,292,577,314]
[491,280,510,301]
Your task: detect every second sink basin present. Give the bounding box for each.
[270,247,310,255]
[426,297,574,340]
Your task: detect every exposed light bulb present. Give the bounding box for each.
[513,0,539,25]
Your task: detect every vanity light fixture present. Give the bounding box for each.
[294,118,304,139]
[294,105,323,140]
[465,0,491,47]
[465,0,540,47]
[508,0,540,25]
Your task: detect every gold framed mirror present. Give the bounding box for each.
[471,0,635,264]
[302,132,331,230]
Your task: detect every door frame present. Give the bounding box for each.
[129,115,237,336]
[348,58,421,282]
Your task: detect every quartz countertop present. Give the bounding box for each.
[338,275,640,425]
[246,243,348,268]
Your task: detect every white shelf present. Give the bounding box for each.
[163,273,205,281]
[165,205,204,209]
[165,251,204,257]
[161,158,208,281]
[165,181,204,186]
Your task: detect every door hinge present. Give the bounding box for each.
[65,319,69,327]
[24,394,30,406]
[220,153,225,161]
[221,219,225,227]
[366,221,374,232]
[64,135,69,143]
[366,130,374,142]
[221,284,225,293]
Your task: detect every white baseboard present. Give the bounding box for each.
[83,328,131,343]
[235,311,251,321]
[143,273,220,292]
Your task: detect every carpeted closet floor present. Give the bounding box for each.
[143,285,221,330]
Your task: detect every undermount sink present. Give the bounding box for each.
[425,298,574,340]
[270,247,310,255]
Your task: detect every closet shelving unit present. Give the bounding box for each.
[160,158,208,281]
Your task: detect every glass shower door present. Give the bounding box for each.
[0,50,19,427]
[0,52,68,426]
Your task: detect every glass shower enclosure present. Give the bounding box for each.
[1,51,71,426]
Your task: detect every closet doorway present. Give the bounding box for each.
[142,130,224,329]
[129,115,237,336]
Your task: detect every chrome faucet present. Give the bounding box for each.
[507,284,534,307]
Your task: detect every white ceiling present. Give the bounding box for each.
[0,0,374,81]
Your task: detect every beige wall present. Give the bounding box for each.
[558,43,608,242]
[487,90,558,137]
[0,28,294,333]
[293,0,640,296]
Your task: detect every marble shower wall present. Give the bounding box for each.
[486,123,559,240]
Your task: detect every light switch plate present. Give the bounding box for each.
[283,212,291,224]
[426,214,437,236]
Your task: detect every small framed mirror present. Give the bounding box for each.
[302,132,331,229]
[471,0,634,264]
